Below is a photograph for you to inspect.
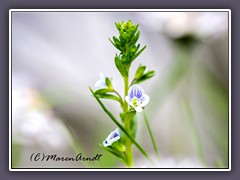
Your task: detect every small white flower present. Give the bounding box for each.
[103,128,120,147]
[94,73,107,90]
[125,84,150,112]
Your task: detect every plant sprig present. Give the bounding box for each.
[90,20,157,167]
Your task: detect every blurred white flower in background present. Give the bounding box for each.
[138,12,228,40]
[12,75,71,150]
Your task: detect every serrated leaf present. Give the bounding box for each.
[115,55,128,77]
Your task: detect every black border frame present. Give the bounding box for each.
[9,9,230,171]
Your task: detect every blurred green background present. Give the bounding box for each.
[11,11,229,168]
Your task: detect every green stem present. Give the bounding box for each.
[129,78,136,87]
[123,76,133,167]
[124,116,133,167]
[113,90,123,105]
[123,77,129,112]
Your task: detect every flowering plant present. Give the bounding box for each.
[90,20,157,167]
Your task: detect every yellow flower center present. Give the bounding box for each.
[132,98,140,107]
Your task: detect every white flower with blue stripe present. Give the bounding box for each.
[103,128,120,147]
[94,73,107,90]
[125,84,150,112]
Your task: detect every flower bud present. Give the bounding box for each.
[121,54,127,63]
[112,142,126,152]
[130,45,137,54]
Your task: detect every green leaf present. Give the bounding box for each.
[98,94,121,103]
[108,37,121,51]
[130,31,140,45]
[135,65,146,80]
[130,24,139,38]
[130,45,137,52]
[99,144,127,164]
[130,114,138,139]
[105,77,113,90]
[130,45,146,63]
[135,70,155,84]
[112,142,126,152]
[136,44,140,52]
[120,111,136,123]
[113,36,120,46]
[119,31,128,43]
[115,55,128,77]
[121,54,128,63]
[90,87,151,161]
[129,45,137,56]
[120,111,138,148]
[115,22,121,31]
[113,36,122,50]
[95,88,112,95]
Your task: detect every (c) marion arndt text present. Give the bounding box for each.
[30,153,103,162]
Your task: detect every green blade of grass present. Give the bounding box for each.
[143,111,159,157]
[183,101,205,165]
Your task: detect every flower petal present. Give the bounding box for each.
[94,73,107,90]
[140,94,150,107]
[113,128,120,135]
[100,73,106,79]
[103,140,111,147]
[125,96,133,106]
[107,135,120,145]
[94,80,106,90]
[135,106,143,112]
[128,84,144,99]
[102,128,120,147]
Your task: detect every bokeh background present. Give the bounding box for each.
[11,11,229,168]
